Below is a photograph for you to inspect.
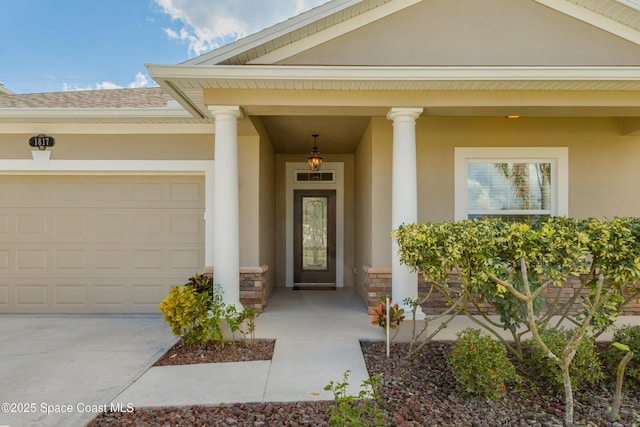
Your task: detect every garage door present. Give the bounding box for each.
[0,175,205,313]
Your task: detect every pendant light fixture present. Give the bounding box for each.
[307,134,323,171]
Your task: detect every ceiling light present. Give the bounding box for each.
[307,134,323,171]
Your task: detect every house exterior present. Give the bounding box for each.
[1,0,640,315]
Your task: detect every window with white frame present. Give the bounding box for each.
[454,147,568,221]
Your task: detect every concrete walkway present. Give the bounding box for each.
[2,288,639,427]
[112,288,383,407]
[111,288,640,410]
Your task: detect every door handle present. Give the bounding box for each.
[329,250,336,260]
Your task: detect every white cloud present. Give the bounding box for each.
[128,72,151,88]
[155,0,331,56]
[63,72,153,91]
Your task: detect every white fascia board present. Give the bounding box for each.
[534,0,640,45]
[616,0,640,11]
[146,64,640,83]
[0,108,192,119]
[247,0,423,64]
[181,0,366,66]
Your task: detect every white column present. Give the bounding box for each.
[387,107,423,317]
[209,105,243,310]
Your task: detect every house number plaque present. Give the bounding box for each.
[29,134,55,150]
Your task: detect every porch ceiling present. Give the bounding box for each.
[259,115,370,154]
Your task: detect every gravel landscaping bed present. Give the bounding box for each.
[153,340,276,366]
[90,341,639,427]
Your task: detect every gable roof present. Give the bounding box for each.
[563,0,640,32]
[147,0,640,119]
[0,87,210,125]
[182,0,418,66]
[180,0,640,67]
[0,88,172,109]
[0,83,14,95]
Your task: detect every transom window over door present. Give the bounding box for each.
[454,148,568,221]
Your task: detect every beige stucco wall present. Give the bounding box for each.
[237,134,260,266]
[360,116,640,272]
[370,118,394,268]
[252,117,276,296]
[274,153,355,288]
[415,116,640,221]
[278,0,640,66]
[0,133,213,160]
[354,120,373,300]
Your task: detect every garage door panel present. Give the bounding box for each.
[171,181,203,201]
[169,249,203,270]
[95,250,126,270]
[17,181,50,204]
[94,181,127,203]
[0,250,8,270]
[17,283,48,305]
[0,284,8,306]
[1,175,205,313]
[131,250,164,270]
[94,284,126,305]
[18,215,49,235]
[2,176,204,209]
[95,214,127,237]
[55,284,87,305]
[170,215,203,236]
[56,214,87,235]
[133,181,164,201]
[132,216,164,234]
[0,215,8,234]
[55,181,88,202]
[130,284,166,305]
[16,249,49,270]
[55,250,87,270]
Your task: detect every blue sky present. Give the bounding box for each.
[0,0,330,94]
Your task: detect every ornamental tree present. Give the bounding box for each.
[393,217,640,427]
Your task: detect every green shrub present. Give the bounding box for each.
[525,327,604,392]
[448,328,520,399]
[158,283,211,345]
[324,370,386,427]
[604,325,640,389]
[187,273,213,297]
[159,273,257,348]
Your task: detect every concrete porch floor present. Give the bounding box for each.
[253,287,383,340]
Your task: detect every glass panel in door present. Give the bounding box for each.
[294,190,336,286]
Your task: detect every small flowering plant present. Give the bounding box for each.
[448,328,521,399]
[370,297,405,330]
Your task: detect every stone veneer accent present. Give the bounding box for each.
[363,266,640,315]
[203,265,269,313]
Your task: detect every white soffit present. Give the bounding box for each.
[146,64,640,118]
[535,0,640,44]
[616,0,640,11]
[149,65,640,90]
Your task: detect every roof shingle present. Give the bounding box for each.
[0,87,173,109]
